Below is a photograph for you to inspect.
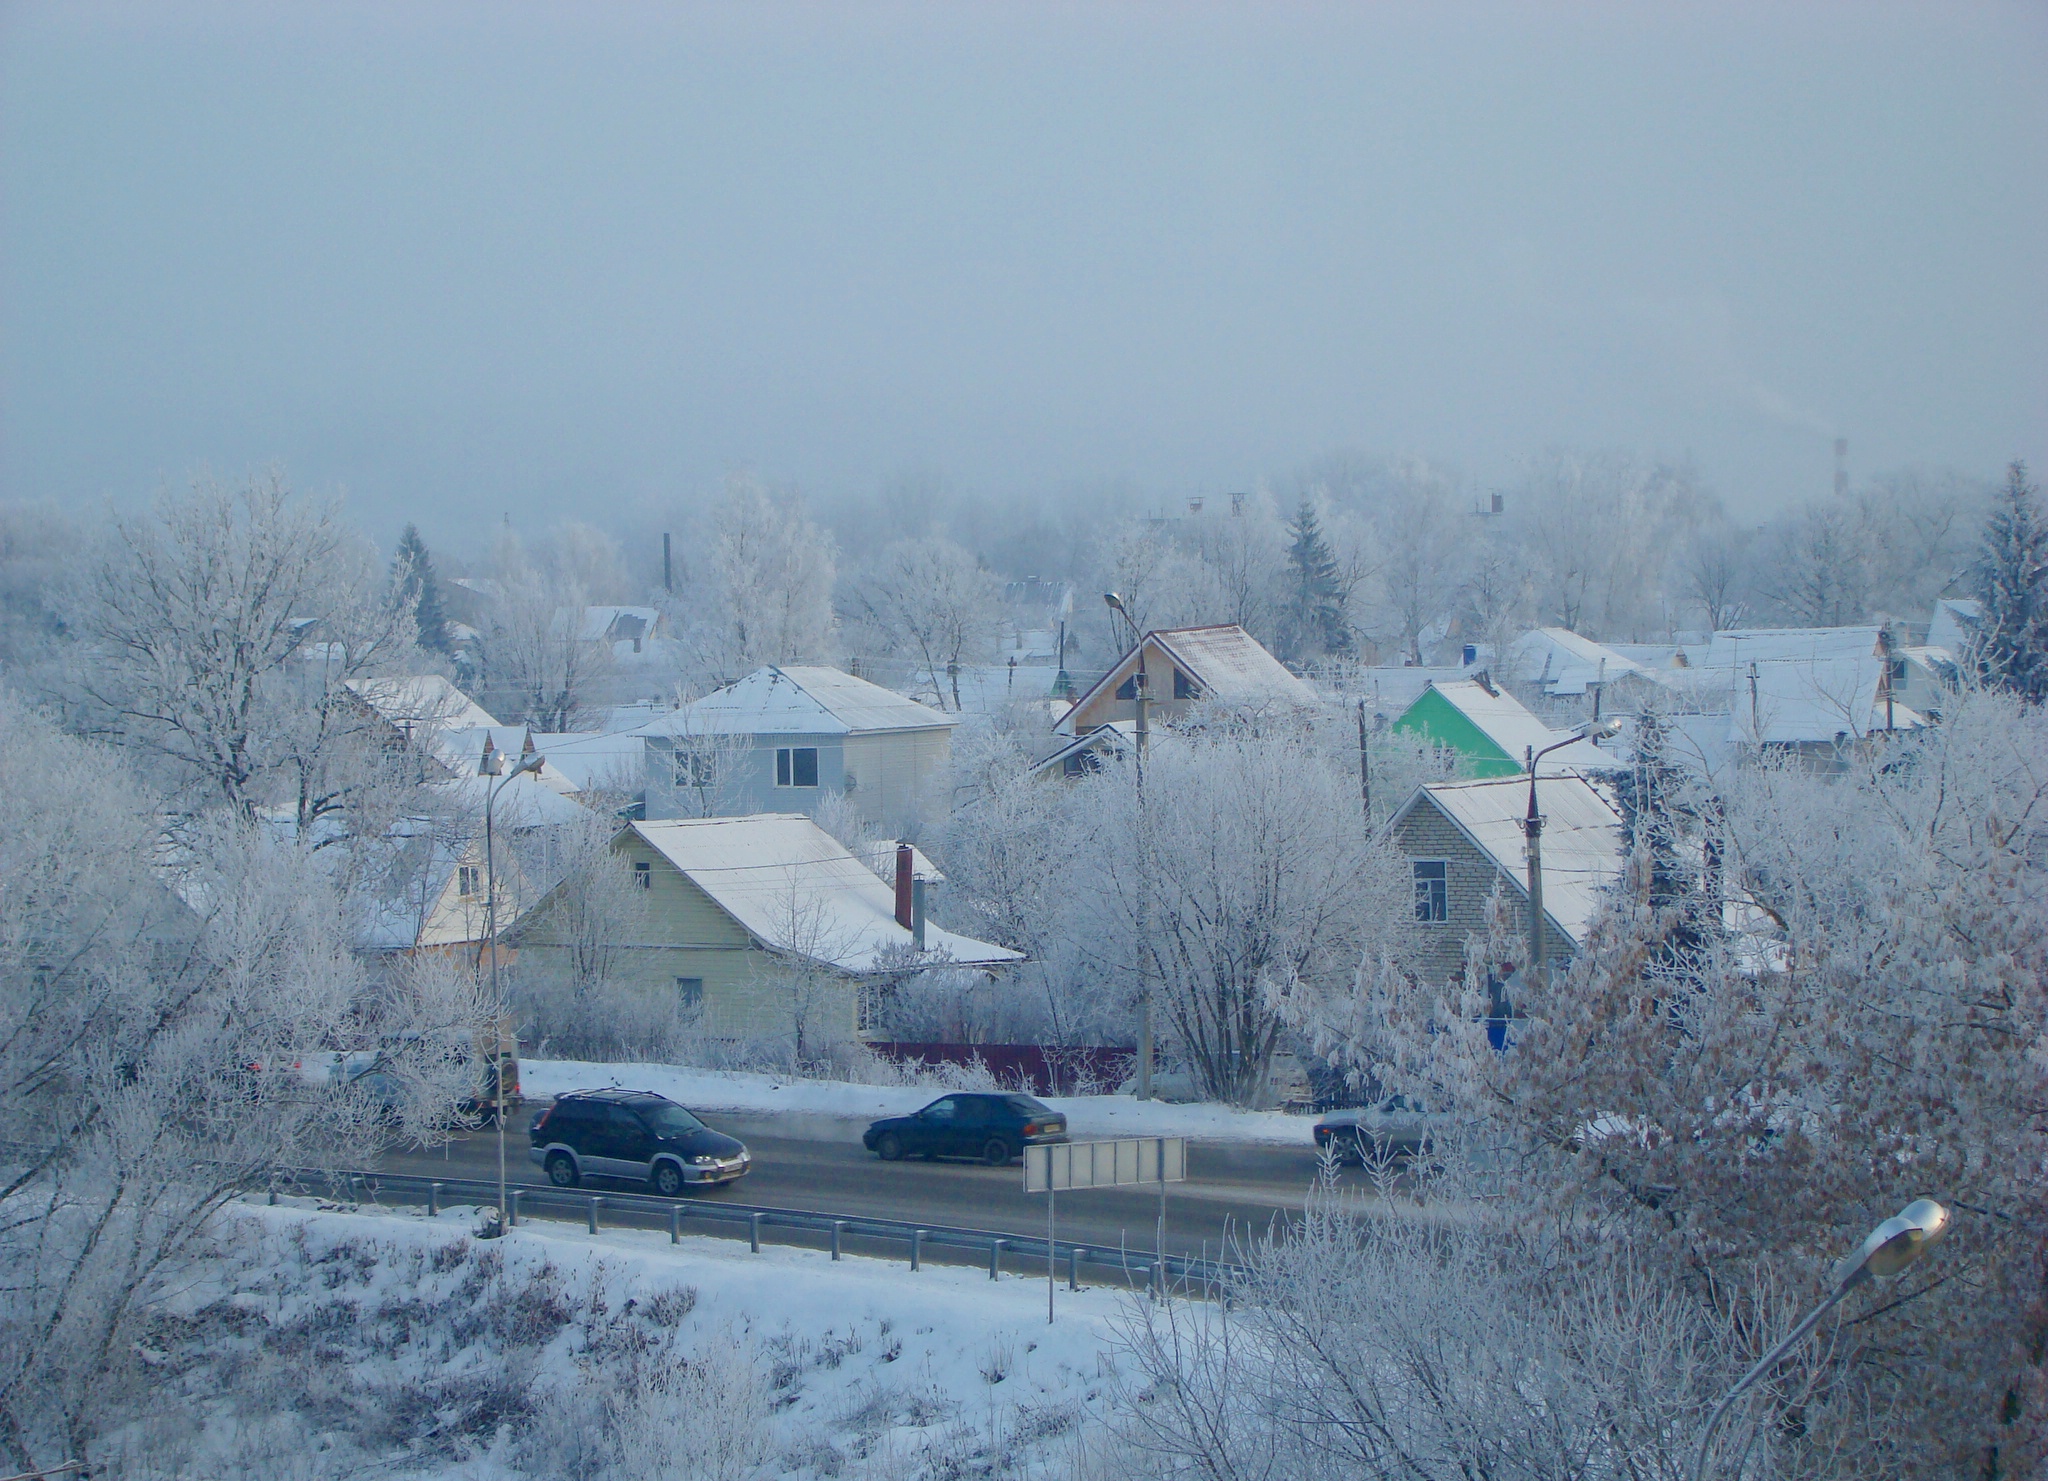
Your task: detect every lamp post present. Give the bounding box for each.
[479,736,545,1233]
[1519,718,1620,990]
[1693,1198,1951,1481]
[1104,593,1153,1099]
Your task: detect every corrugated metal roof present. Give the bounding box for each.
[637,666,956,738]
[630,814,1019,973]
[347,674,501,733]
[1151,626,1319,703]
[1693,627,1883,667]
[1408,775,1625,946]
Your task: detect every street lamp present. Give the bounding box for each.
[1518,717,1621,989]
[479,735,545,1235]
[1103,593,1155,1099]
[1693,1198,1951,1481]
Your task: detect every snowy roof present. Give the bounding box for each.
[1323,666,1477,716]
[347,674,501,734]
[1418,680,1621,773]
[1150,626,1317,702]
[437,726,582,795]
[553,605,663,643]
[428,773,593,829]
[1691,627,1884,668]
[1060,625,1315,729]
[528,731,648,793]
[1927,599,1982,655]
[1649,658,1926,745]
[851,839,947,884]
[637,667,957,738]
[1028,723,1135,777]
[628,815,1019,974]
[1505,628,1647,696]
[1398,775,1625,947]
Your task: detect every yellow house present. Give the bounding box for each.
[1058,625,1316,736]
[509,814,1022,1042]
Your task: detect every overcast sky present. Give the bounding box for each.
[2,1,2043,548]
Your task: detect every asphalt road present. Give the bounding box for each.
[373,1110,1344,1264]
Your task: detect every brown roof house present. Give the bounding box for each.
[1388,774,1626,986]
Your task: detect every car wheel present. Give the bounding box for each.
[545,1151,579,1188]
[876,1132,904,1162]
[981,1137,1012,1167]
[651,1161,685,1197]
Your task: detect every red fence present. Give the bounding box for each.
[862,1042,1138,1096]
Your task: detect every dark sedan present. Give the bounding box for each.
[1312,1096,1436,1164]
[529,1088,750,1194]
[863,1092,1068,1166]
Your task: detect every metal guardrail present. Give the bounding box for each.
[268,1166,1246,1293]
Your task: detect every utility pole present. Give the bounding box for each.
[1522,745,1546,989]
[1134,659,1153,1101]
[1357,700,1371,821]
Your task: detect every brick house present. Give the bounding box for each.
[1387,774,1625,985]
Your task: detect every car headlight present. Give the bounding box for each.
[687,1154,721,1165]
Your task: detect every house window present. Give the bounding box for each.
[1116,674,1137,699]
[673,749,716,790]
[1173,668,1196,700]
[633,860,652,890]
[457,865,482,899]
[776,747,819,787]
[1413,861,1449,923]
[1063,750,1103,778]
[674,977,704,1015]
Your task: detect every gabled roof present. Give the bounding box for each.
[1391,775,1625,947]
[528,731,648,793]
[627,814,1020,974]
[1060,625,1314,727]
[1927,599,1982,656]
[1691,627,1883,667]
[1029,723,1134,778]
[1396,680,1618,774]
[1506,628,1646,696]
[347,674,500,734]
[636,666,956,738]
[1724,658,1926,745]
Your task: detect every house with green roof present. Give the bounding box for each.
[1391,677,1617,779]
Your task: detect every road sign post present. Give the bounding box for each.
[1024,1137,1187,1323]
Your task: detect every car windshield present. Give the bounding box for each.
[638,1102,706,1136]
[1004,1095,1054,1116]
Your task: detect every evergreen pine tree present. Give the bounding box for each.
[1971,460,2048,702]
[1284,497,1351,660]
[391,523,452,655]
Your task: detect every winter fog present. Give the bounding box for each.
[2,5,2046,1481]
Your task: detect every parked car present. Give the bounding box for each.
[862,1093,1068,1166]
[528,1089,751,1195]
[1312,1096,1436,1163]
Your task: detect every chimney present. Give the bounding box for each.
[912,876,927,951]
[894,844,914,929]
[1490,491,1504,516]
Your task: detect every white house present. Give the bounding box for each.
[636,666,957,830]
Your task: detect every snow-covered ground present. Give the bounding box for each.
[522,1058,1320,1147]
[126,1196,1133,1479]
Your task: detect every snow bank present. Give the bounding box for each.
[521,1058,1319,1147]
[169,1197,1126,1478]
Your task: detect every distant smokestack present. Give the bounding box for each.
[1490,491,1504,516]
[912,876,927,951]
[895,844,913,929]
[662,533,673,593]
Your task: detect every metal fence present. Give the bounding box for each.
[269,1167,1246,1294]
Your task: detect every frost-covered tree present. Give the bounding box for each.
[0,692,485,1470]
[1971,459,2048,702]
[693,477,837,676]
[472,526,618,730]
[1075,722,1413,1105]
[60,474,418,833]
[845,534,1003,709]
[1299,688,2048,1476]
